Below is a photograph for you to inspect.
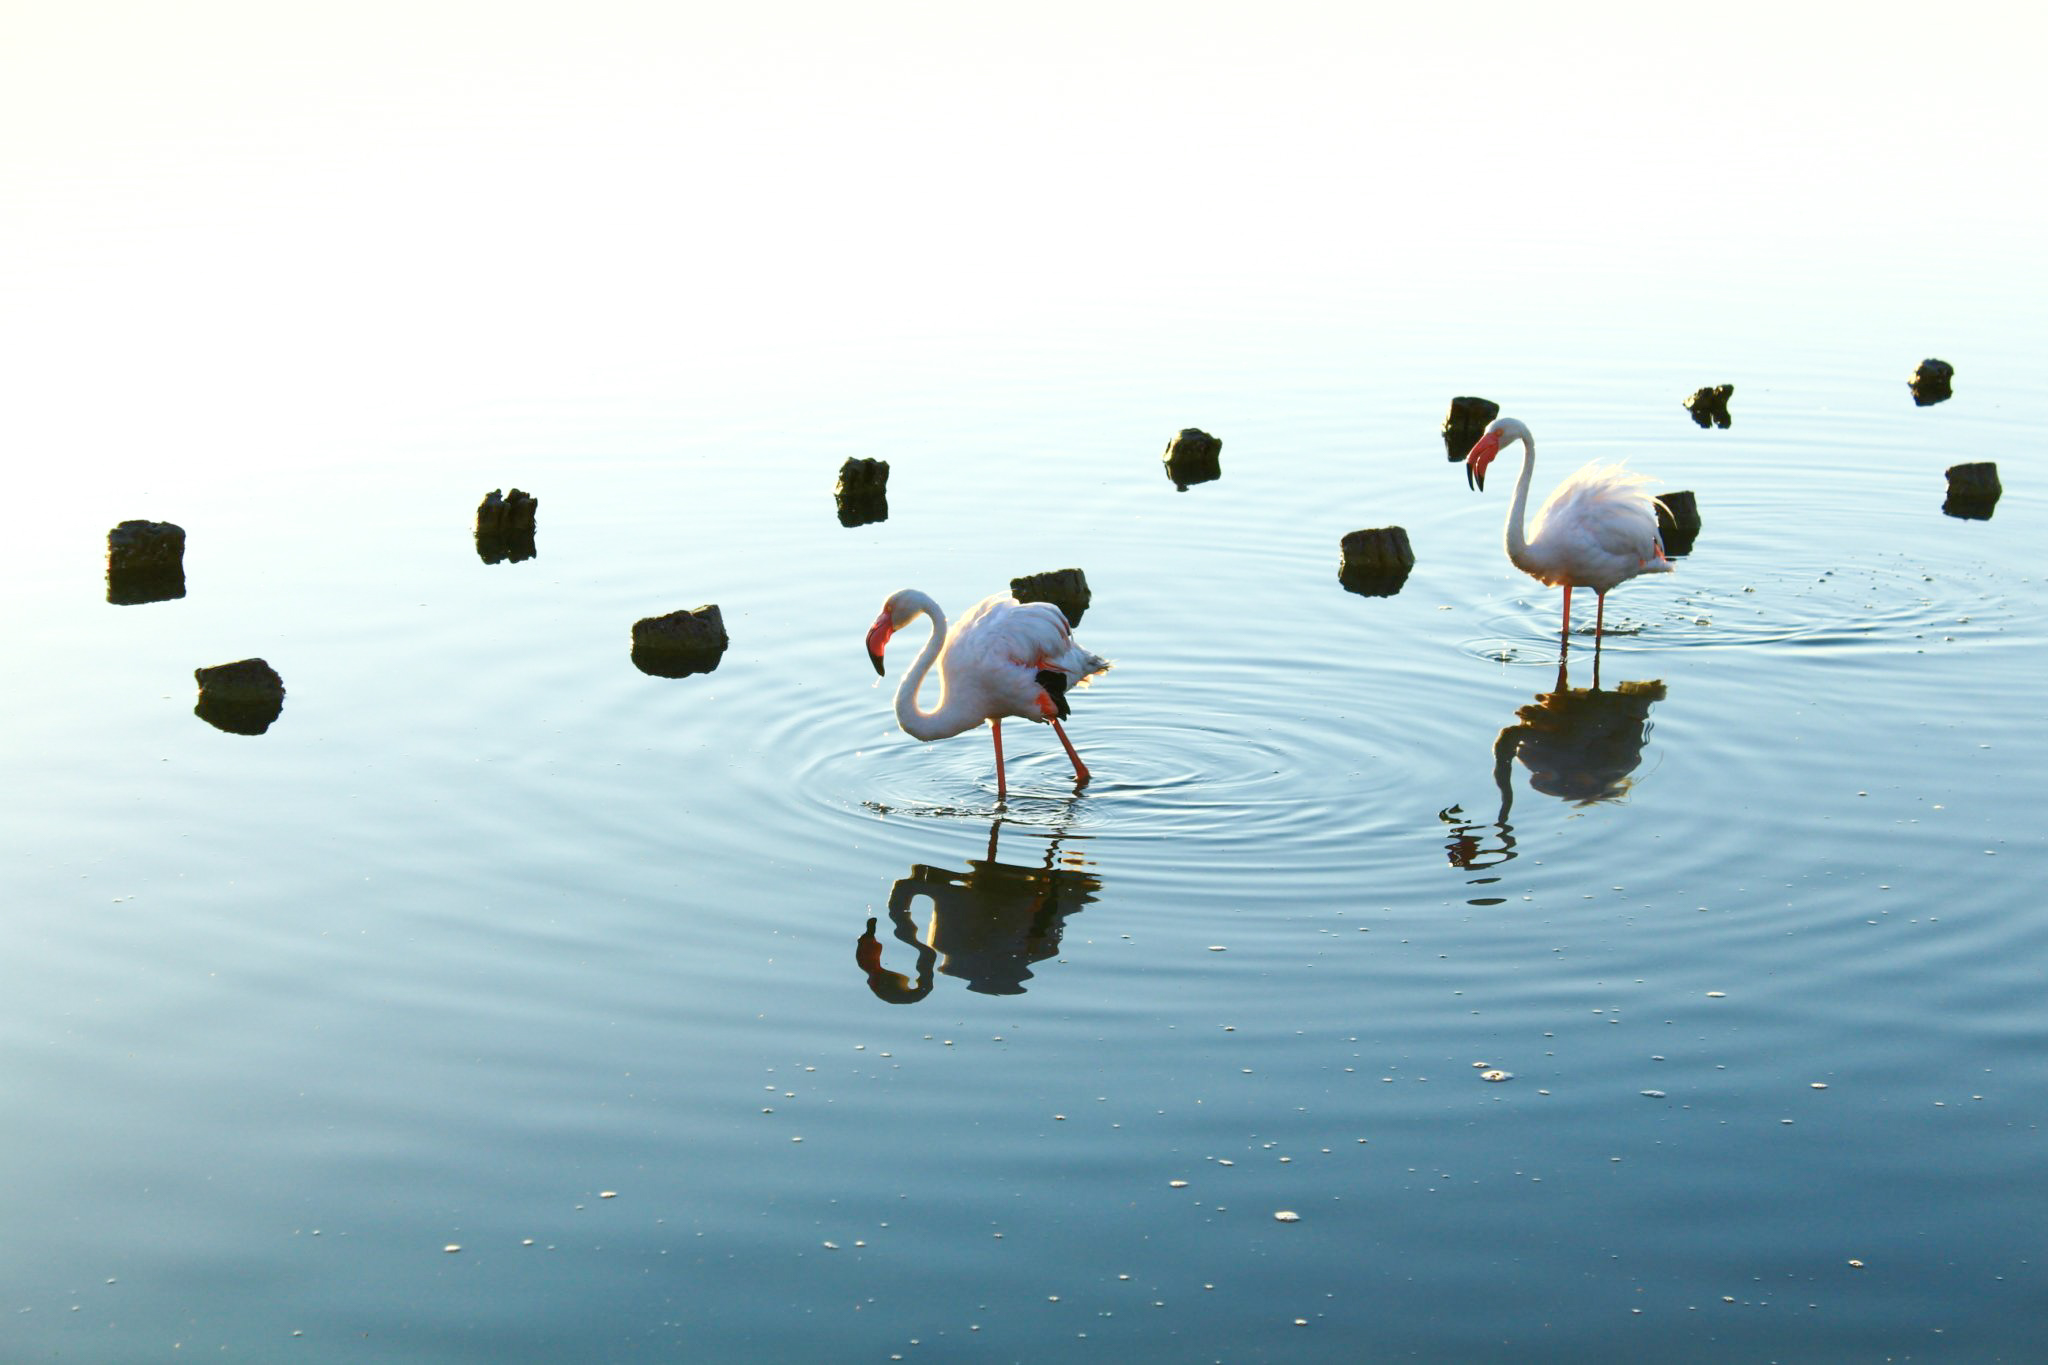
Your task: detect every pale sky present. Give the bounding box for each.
[1,1,2040,453]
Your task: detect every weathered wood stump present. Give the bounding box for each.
[1655,491,1702,555]
[835,457,889,497]
[835,457,890,527]
[1010,568,1091,626]
[1943,461,2000,520]
[107,519,187,604]
[1442,397,1500,460]
[109,519,186,571]
[476,488,537,532]
[194,658,285,735]
[475,489,538,564]
[631,605,729,677]
[195,658,285,704]
[1684,385,1733,429]
[1910,358,1954,407]
[1339,527,1415,597]
[1163,428,1222,490]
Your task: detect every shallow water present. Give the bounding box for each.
[7,9,2047,1359]
[7,268,2042,1360]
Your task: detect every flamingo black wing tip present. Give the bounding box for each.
[1036,669,1072,720]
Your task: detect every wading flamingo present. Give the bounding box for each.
[865,590,1109,802]
[1465,416,1672,646]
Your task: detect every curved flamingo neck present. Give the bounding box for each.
[892,594,985,741]
[1497,420,1540,573]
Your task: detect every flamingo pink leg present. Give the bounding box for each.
[1560,584,1574,652]
[1050,718,1091,787]
[990,717,1007,803]
[1594,591,1607,640]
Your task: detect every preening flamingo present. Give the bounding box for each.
[865,590,1109,802]
[1465,417,1673,645]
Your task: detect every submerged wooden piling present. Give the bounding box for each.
[1684,385,1733,429]
[1910,359,1954,407]
[1339,527,1415,597]
[631,605,729,677]
[835,457,890,527]
[107,519,187,604]
[194,658,286,735]
[1943,462,2000,519]
[1163,429,1222,490]
[475,489,538,563]
[1011,568,1091,626]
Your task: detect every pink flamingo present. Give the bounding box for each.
[1465,417,1673,646]
[865,590,1109,802]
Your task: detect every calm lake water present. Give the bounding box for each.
[5,9,2045,1360]
[8,265,2043,1360]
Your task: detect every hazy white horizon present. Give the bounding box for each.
[2,1,2040,475]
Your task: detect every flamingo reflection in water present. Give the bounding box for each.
[856,819,1103,1004]
[1442,663,1668,874]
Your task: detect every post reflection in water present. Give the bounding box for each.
[856,819,1103,1004]
[1442,659,1668,882]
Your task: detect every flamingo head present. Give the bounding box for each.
[865,592,914,675]
[865,612,894,675]
[1465,416,1528,492]
[1465,425,1504,491]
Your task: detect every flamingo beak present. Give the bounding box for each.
[865,618,893,675]
[1465,432,1500,492]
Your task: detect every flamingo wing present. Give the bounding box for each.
[1528,463,1670,588]
[947,596,1110,718]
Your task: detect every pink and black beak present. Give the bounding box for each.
[1465,429,1501,492]
[865,616,894,675]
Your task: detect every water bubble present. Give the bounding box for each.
[1273,1211,1301,1223]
